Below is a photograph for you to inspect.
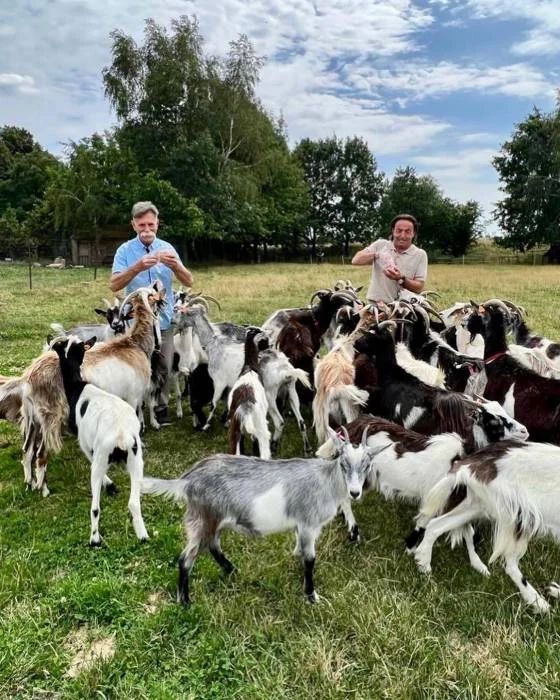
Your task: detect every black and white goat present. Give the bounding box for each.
[413,439,560,613]
[354,321,528,451]
[50,298,132,343]
[141,427,382,606]
[228,328,271,459]
[50,336,148,545]
[317,414,489,574]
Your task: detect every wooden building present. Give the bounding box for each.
[71,225,131,266]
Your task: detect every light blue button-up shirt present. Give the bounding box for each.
[112,236,182,331]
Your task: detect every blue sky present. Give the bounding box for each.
[1,0,558,232]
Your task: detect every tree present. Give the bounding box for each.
[334,137,384,256]
[378,167,480,256]
[293,137,340,257]
[493,104,560,257]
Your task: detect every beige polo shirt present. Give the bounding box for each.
[366,239,428,302]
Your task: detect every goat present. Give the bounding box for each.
[470,300,560,443]
[141,427,382,606]
[312,337,369,444]
[50,298,132,343]
[407,305,484,393]
[50,336,148,545]
[413,439,560,613]
[0,352,68,496]
[228,328,271,459]
[274,290,359,403]
[81,285,163,433]
[354,321,529,451]
[174,304,246,430]
[257,347,312,455]
[511,309,560,369]
[317,414,490,575]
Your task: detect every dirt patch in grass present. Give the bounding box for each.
[141,591,167,615]
[64,627,116,678]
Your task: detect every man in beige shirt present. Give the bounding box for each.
[351,214,427,303]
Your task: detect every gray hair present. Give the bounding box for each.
[131,201,159,219]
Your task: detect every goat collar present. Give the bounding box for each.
[485,351,506,365]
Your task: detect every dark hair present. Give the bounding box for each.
[390,214,418,234]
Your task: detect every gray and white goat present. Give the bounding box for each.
[141,427,382,606]
[50,298,132,343]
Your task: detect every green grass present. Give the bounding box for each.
[1,262,560,699]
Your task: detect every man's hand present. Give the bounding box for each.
[383,265,402,280]
[136,254,159,272]
[158,251,179,270]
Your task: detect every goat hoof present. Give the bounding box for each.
[348,525,361,543]
[41,485,51,498]
[532,596,551,614]
[547,582,560,599]
[177,592,190,607]
[305,591,319,604]
[202,424,211,432]
[89,538,103,548]
[105,482,119,496]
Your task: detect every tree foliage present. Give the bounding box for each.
[493,104,560,254]
[294,136,383,256]
[379,167,480,256]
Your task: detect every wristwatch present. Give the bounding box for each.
[398,276,406,286]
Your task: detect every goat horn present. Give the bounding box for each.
[481,299,511,315]
[198,294,222,311]
[421,290,441,299]
[101,298,112,309]
[360,425,370,447]
[501,299,526,317]
[376,320,397,331]
[310,288,332,304]
[340,425,350,442]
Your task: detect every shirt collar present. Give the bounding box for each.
[134,235,158,252]
[390,241,416,256]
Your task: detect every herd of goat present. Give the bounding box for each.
[1,278,560,613]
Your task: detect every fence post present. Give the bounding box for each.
[93,266,98,281]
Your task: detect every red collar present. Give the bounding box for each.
[485,351,506,365]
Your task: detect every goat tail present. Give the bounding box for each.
[228,409,243,455]
[417,473,460,524]
[141,476,188,503]
[315,437,335,459]
[292,368,312,390]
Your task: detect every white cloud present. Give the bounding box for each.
[344,61,554,102]
[0,73,38,95]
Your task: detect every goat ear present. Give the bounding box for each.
[355,286,363,293]
[46,334,54,346]
[326,427,344,453]
[84,336,97,350]
[94,308,107,317]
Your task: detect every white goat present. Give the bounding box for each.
[413,439,560,613]
[257,347,312,455]
[50,336,148,545]
[141,427,382,606]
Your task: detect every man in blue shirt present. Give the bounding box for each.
[111,201,194,425]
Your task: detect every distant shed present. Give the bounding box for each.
[71,225,131,266]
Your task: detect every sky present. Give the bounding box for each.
[1,0,558,233]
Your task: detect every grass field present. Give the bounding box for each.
[1,262,560,699]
